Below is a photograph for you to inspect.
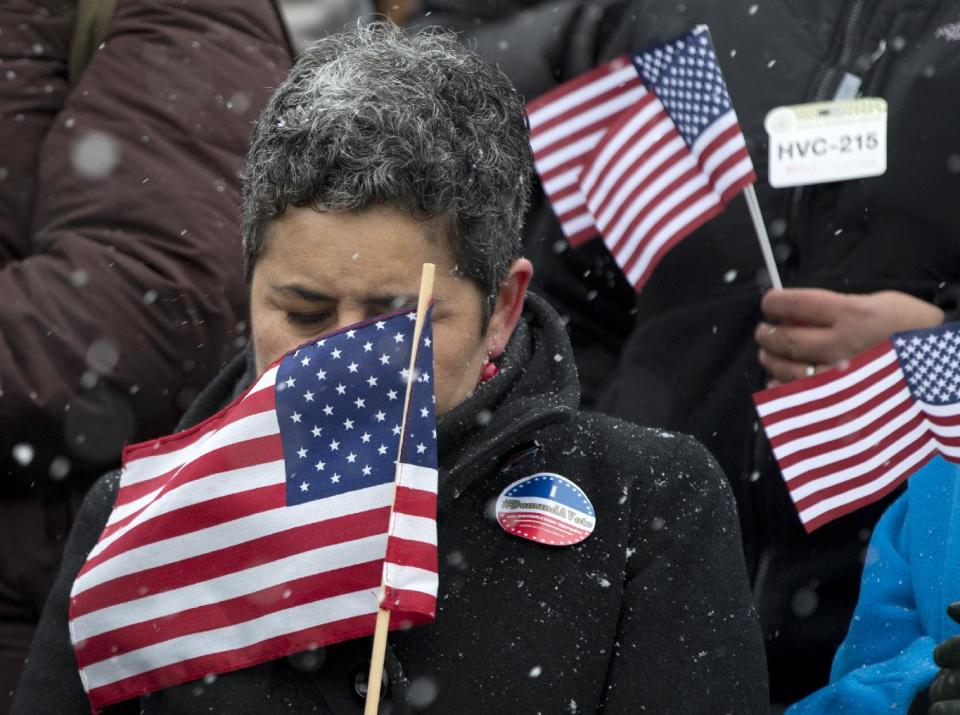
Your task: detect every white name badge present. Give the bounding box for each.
[765,98,887,188]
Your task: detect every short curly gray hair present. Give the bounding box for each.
[241,21,532,323]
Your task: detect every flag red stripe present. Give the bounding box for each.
[791,432,934,513]
[753,340,895,408]
[109,434,283,520]
[775,396,919,471]
[85,613,379,710]
[392,486,436,521]
[616,178,717,275]
[695,123,742,168]
[719,167,756,205]
[927,412,960,428]
[529,79,646,143]
[567,226,600,247]
[587,121,679,222]
[800,448,937,533]
[623,202,725,289]
[526,56,634,116]
[76,561,383,667]
[383,537,436,572]
[382,587,437,619]
[83,483,286,577]
[71,507,391,619]
[782,411,928,491]
[707,147,753,198]
[121,387,276,466]
[761,358,903,431]
[604,158,699,256]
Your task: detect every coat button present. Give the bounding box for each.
[351,660,389,701]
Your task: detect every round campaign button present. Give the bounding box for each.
[495,473,595,546]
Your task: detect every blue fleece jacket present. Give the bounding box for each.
[789,456,960,713]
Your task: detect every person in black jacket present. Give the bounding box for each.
[12,22,766,714]
[412,0,960,704]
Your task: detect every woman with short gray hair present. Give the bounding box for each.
[13,22,767,713]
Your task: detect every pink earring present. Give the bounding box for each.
[480,351,499,382]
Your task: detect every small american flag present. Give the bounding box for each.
[754,322,960,532]
[69,307,438,710]
[527,26,755,289]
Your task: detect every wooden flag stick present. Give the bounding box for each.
[364,262,436,715]
[742,184,783,290]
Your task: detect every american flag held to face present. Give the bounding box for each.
[69,306,438,710]
[754,321,960,533]
[527,26,755,289]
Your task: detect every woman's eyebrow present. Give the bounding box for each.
[271,284,332,302]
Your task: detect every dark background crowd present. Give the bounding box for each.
[3,0,960,712]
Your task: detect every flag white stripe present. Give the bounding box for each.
[763,370,906,439]
[593,134,686,230]
[73,534,387,642]
[553,192,589,215]
[797,440,937,524]
[396,463,437,494]
[119,406,280,490]
[534,130,606,174]
[604,154,700,246]
[92,459,287,559]
[580,103,666,195]
[771,389,914,460]
[780,400,923,480]
[789,421,931,501]
[921,401,960,418]
[561,212,597,237]
[624,192,720,285]
[688,111,738,159]
[713,155,755,197]
[756,350,898,417]
[79,589,380,690]
[543,168,581,195]
[527,65,639,128]
[73,482,395,597]
[938,443,960,457]
[390,513,436,546]
[530,85,647,154]
[930,422,960,438]
[588,119,678,221]
[699,132,746,180]
[384,563,438,597]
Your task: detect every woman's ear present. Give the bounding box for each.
[486,258,533,359]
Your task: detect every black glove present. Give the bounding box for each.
[929,602,960,713]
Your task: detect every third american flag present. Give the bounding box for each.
[527,26,755,289]
[754,321,960,532]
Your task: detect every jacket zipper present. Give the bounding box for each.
[786,0,867,253]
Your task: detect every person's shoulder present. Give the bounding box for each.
[567,411,719,469]
[549,411,731,504]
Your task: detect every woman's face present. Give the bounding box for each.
[250,204,514,416]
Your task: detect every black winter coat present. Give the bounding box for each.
[415,0,960,703]
[12,295,767,714]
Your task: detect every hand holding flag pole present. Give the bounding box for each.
[364,262,436,715]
